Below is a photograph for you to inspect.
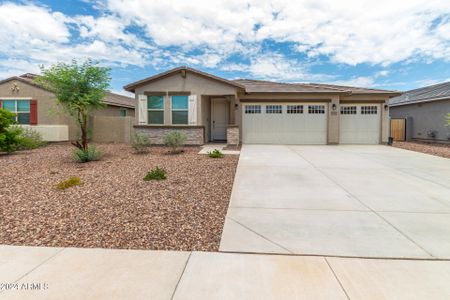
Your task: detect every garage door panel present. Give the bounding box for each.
[243,103,327,144]
[339,104,380,144]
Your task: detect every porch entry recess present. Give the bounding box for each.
[211,98,229,141]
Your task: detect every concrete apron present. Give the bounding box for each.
[2,245,450,300]
[220,144,450,259]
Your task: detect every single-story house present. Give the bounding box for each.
[389,81,450,142]
[124,66,400,145]
[0,73,135,142]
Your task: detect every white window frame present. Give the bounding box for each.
[340,106,357,115]
[266,105,282,114]
[147,95,165,125]
[171,95,189,125]
[361,106,378,115]
[287,105,303,114]
[1,99,31,124]
[308,105,325,114]
[245,105,261,114]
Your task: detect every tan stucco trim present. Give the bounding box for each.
[240,98,332,102]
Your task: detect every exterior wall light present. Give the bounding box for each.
[181,69,187,78]
[384,104,389,110]
[332,103,337,111]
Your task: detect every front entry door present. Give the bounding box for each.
[211,98,228,141]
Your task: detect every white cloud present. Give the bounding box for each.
[0,2,69,45]
[106,0,450,66]
[330,76,376,88]
[219,53,334,82]
[1,0,450,89]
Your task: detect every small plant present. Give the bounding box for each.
[132,133,151,154]
[163,131,186,154]
[16,127,46,150]
[208,149,224,158]
[73,146,102,163]
[427,130,437,138]
[144,166,167,181]
[56,176,81,190]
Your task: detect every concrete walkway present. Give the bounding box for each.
[2,245,450,299]
[220,145,450,258]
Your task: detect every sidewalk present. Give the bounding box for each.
[1,245,450,299]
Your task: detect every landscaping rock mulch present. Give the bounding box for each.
[393,141,450,159]
[0,143,239,251]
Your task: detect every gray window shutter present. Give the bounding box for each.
[138,95,148,124]
[188,95,197,125]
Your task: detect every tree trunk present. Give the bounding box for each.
[71,109,89,151]
[81,113,88,151]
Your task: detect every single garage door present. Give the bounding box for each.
[242,103,327,144]
[339,104,381,144]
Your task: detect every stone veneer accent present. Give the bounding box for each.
[134,125,205,145]
[227,125,240,146]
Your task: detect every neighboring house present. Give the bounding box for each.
[390,82,450,142]
[0,73,135,142]
[124,66,399,145]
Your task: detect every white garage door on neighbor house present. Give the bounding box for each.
[242,103,328,144]
[339,104,381,144]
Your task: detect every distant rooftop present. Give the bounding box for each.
[390,81,450,106]
[0,73,135,108]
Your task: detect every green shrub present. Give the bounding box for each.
[208,149,224,158]
[132,133,151,153]
[163,131,186,153]
[56,176,81,190]
[73,146,102,163]
[144,166,167,181]
[16,127,46,150]
[0,108,22,153]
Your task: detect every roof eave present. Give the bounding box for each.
[124,67,245,92]
[390,95,450,106]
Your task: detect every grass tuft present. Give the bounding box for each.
[56,176,81,190]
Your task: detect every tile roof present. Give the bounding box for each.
[103,92,135,108]
[389,81,450,106]
[232,79,351,93]
[306,83,400,95]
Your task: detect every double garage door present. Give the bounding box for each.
[242,103,381,144]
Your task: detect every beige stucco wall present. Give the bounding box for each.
[0,79,135,142]
[91,116,134,143]
[133,71,239,126]
[0,79,69,126]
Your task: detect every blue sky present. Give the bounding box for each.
[1,0,450,95]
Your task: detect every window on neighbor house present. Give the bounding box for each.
[171,95,188,124]
[119,109,127,117]
[2,100,30,124]
[147,96,164,124]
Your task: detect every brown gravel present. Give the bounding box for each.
[0,143,239,251]
[393,141,450,159]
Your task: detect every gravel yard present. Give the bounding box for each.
[0,143,239,251]
[393,141,450,159]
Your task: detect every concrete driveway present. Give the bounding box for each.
[220,145,450,258]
